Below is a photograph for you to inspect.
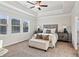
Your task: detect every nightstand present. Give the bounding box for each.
[58,32,69,42]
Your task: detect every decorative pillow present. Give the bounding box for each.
[46,29,51,33]
[42,35,49,41]
[51,28,56,33]
[43,29,47,33]
[35,34,42,39]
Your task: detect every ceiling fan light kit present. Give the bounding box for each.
[27,1,48,10]
[35,5,40,8]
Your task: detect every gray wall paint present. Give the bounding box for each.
[37,14,71,33]
[71,2,79,50]
[0,3,37,47]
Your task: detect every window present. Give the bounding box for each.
[23,21,28,32]
[0,18,7,34]
[11,19,20,33]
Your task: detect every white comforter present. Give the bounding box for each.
[41,33,58,48]
[32,33,58,48]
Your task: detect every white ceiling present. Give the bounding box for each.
[18,1,75,14]
[0,1,75,17]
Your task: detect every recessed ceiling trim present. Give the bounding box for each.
[0,2,36,17]
[37,9,64,17]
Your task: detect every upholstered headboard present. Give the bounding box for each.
[43,24,58,32]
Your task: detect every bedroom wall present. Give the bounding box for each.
[0,3,37,47]
[71,16,77,50]
[37,13,71,33]
[71,2,79,50]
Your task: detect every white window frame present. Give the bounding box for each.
[11,18,20,33]
[23,20,30,33]
[0,15,7,34]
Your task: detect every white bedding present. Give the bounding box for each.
[49,33,58,48]
[32,33,58,48]
[41,33,58,48]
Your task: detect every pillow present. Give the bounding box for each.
[46,29,51,33]
[43,28,56,33]
[51,28,56,33]
[42,35,49,41]
[43,29,47,33]
[35,34,42,39]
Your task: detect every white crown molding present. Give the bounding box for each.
[38,10,72,18]
[0,2,36,17]
[37,9,65,17]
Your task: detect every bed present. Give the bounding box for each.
[43,24,58,48]
[29,24,58,51]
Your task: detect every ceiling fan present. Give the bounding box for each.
[27,1,48,10]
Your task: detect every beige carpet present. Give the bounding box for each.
[2,40,76,57]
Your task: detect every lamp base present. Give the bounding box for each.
[64,28,68,33]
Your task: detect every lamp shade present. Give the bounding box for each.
[63,25,67,29]
[37,25,40,29]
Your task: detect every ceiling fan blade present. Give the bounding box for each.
[38,8,41,10]
[40,5,48,7]
[30,6,35,9]
[36,1,41,4]
[27,1,35,5]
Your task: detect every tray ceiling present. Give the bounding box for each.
[0,1,75,17]
[18,1,63,13]
[18,1,75,14]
